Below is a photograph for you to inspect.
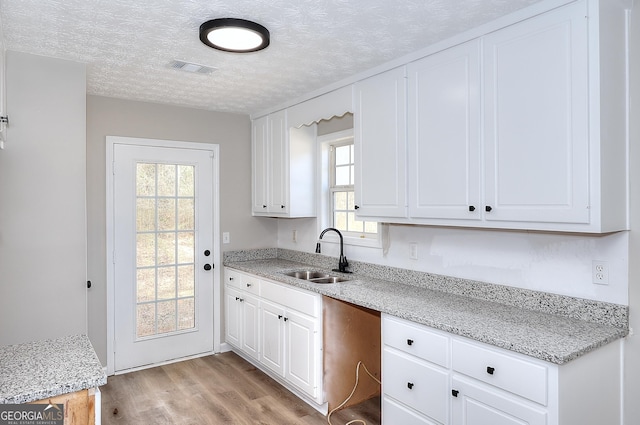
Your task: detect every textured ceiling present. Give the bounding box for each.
[0,0,545,115]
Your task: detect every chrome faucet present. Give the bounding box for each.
[315,227,351,273]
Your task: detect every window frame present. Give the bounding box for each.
[317,129,381,249]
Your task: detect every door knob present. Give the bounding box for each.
[204,264,212,271]
[204,249,211,256]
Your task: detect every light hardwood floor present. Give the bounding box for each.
[100,351,381,425]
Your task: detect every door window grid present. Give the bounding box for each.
[330,143,378,238]
[135,163,196,338]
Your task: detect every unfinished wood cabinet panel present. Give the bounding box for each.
[323,296,381,411]
[29,388,96,425]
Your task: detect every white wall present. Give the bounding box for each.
[86,95,277,364]
[278,219,628,304]
[0,51,87,345]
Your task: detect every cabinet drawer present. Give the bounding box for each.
[383,397,439,425]
[383,347,449,424]
[225,268,244,290]
[383,315,449,367]
[451,376,547,425]
[451,339,547,405]
[242,274,261,295]
[260,280,318,317]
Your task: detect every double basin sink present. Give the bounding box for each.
[284,270,349,284]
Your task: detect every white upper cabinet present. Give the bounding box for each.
[402,0,627,232]
[252,109,317,217]
[482,1,589,226]
[408,39,482,221]
[252,0,628,232]
[252,115,269,214]
[354,66,408,218]
[267,110,287,214]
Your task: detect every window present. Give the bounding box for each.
[316,125,379,247]
[330,142,378,239]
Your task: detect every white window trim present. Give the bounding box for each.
[317,129,381,249]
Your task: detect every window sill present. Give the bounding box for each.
[317,232,382,250]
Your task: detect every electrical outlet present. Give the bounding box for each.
[410,243,418,260]
[592,260,609,285]
[223,232,230,244]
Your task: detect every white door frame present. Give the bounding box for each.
[105,136,222,375]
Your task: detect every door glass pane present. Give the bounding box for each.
[135,162,196,338]
[158,199,176,231]
[158,164,176,196]
[178,165,194,196]
[177,298,195,330]
[136,164,156,196]
[157,300,177,334]
[136,268,155,302]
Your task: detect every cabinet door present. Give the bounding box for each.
[482,1,589,225]
[451,377,547,425]
[260,300,285,376]
[241,294,260,361]
[354,66,407,218]
[252,115,269,214]
[224,286,242,348]
[408,40,481,221]
[285,309,319,398]
[268,109,288,214]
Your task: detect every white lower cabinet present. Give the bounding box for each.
[382,314,621,425]
[261,297,321,397]
[224,267,324,406]
[260,299,286,376]
[224,269,260,361]
[284,308,319,397]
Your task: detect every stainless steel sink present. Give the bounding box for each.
[307,276,349,284]
[284,270,349,284]
[285,270,329,280]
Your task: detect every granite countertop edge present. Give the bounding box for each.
[225,258,628,365]
[0,335,108,404]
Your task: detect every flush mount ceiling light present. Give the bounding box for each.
[199,18,270,53]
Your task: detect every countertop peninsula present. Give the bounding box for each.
[0,334,107,404]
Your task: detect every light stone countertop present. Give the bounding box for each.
[0,334,107,404]
[226,258,628,365]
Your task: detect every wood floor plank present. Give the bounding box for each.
[101,352,380,425]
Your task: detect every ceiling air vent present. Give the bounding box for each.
[167,60,217,75]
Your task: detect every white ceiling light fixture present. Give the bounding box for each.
[199,18,270,53]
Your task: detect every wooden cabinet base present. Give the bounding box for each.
[323,296,381,411]
[29,388,96,425]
